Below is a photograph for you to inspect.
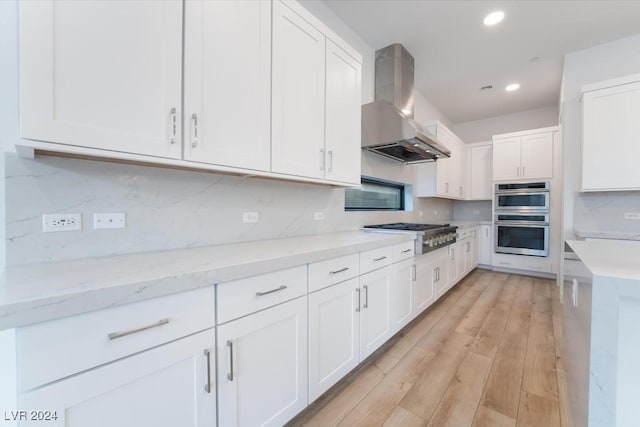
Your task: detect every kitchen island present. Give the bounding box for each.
[563,239,640,427]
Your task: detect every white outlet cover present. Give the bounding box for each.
[42,214,82,232]
[314,212,325,221]
[94,213,126,229]
[243,212,259,223]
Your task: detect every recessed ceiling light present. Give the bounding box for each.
[505,83,520,92]
[484,11,505,26]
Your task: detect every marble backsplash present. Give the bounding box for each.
[573,191,640,234]
[4,153,452,266]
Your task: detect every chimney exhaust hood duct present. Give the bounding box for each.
[361,44,450,164]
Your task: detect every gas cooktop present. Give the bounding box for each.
[363,223,450,231]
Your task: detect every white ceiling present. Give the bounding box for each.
[323,0,640,123]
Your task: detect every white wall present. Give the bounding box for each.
[562,33,640,239]
[452,105,559,143]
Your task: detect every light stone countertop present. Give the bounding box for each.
[566,239,640,280]
[0,231,415,330]
[574,228,640,241]
[446,220,491,229]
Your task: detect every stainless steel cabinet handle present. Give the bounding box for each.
[191,113,198,148]
[486,228,489,238]
[255,285,287,297]
[451,248,455,260]
[170,108,177,144]
[467,242,470,253]
[373,256,387,262]
[108,318,169,340]
[204,349,212,393]
[227,340,234,381]
[356,288,361,312]
[437,267,440,282]
[412,264,416,281]
[459,186,462,196]
[522,166,526,176]
[401,249,412,253]
[328,150,333,172]
[320,148,325,171]
[445,182,449,193]
[363,285,369,309]
[329,267,349,275]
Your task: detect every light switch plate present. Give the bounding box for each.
[94,213,126,229]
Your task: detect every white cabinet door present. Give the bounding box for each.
[308,278,360,403]
[469,144,492,200]
[582,81,640,191]
[325,39,361,185]
[359,266,393,360]
[436,130,456,197]
[19,330,215,427]
[478,224,493,265]
[492,137,521,181]
[183,0,270,171]
[271,0,325,179]
[520,133,553,179]
[19,0,182,159]
[217,296,307,427]
[414,254,436,315]
[390,258,415,334]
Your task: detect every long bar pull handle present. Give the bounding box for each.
[204,349,212,393]
[328,150,333,172]
[329,267,349,275]
[191,113,199,148]
[446,182,449,193]
[255,285,287,297]
[356,288,361,312]
[522,166,526,177]
[227,340,234,381]
[170,108,177,144]
[412,264,416,281]
[320,148,325,171]
[516,166,520,177]
[108,318,169,340]
[373,256,387,262]
[401,249,412,254]
[437,267,440,282]
[363,285,369,309]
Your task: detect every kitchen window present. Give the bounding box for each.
[345,177,406,211]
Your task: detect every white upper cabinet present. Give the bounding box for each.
[492,131,553,181]
[271,1,362,185]
[468,143,493,200]
[582,76,640,191]
[324,39,362,184]
[415,121,466,200]
[271,0,326,179]
[19,0,183,159]
[183,0,271,171]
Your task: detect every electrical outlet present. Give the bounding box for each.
[243,212,259,223]
[94,213,126,229]
[624,212,640,220]
[42,214,82,233]
[314,212,325,221]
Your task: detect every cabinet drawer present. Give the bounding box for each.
[217,265,307,324]
[18,286,215,391]
[360,245,393,274]
[308,253,359,292]
[457,228,475,240]
[392,241,415,263]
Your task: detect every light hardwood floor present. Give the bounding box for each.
[290,269,569,427]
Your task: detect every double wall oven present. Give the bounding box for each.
[494,182,550,257]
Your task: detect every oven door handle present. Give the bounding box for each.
[495,221,549,227]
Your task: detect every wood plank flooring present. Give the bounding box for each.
[290,270,568,427]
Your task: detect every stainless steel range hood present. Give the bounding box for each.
[362,44,450,164]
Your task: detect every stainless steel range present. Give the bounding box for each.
[363,223,458,254]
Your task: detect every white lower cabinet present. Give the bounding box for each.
[478,224,493,266]
[19,329,216,427]
[414,252,437,314]
[308,278,360,402]
[359,266,393,361]
[217,296,308,427]
[390,258,415,333]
